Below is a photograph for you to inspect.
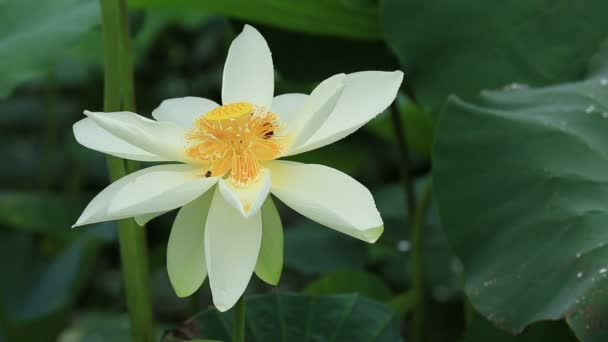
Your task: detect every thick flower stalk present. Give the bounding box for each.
[73,25,403,311]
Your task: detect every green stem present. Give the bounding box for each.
[117,0,140,174]
[390,102,415,212]
[391,99,432,341]
[233,296,246,342]
[116,0,135,112]
[116,214,154,342]
[410,180,432,342]
[100,1,154,341]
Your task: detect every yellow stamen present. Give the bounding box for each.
[185,102,284,186]
[204,102,253,120]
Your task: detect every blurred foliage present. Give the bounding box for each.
[0,233,102,341]
[1,0,606,340]
[0,0,100,98]
[256,26,396,83]
[59,313,134,342]
[383,0,608,111]
[463,314,577,342]
[129,0,382,40]
[174,293,403,342]
[303,270,393,301]
[283,220,370,275]
[367,96,434,158]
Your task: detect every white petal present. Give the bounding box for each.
[73,164,218,227]
[108,166,219,216]
[218,169,270,218]
[84,110,192,163]
[289,71,403,155]
[222,25,274,107]
[134,211,169,226]
[285,74,345,152]
[268,161,383,243]
[271,93,307,125]
[167,191,213,298]
[205,188,262,312]
[73,118,167,162]
[152,97,219,129]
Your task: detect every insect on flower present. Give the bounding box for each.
[73,25,403,311]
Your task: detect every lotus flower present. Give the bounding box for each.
[73,25,403,311]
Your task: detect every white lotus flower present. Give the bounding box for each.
[73,25,403,312]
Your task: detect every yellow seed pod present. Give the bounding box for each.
[205,102,253,120]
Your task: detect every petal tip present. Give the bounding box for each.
[243,24,258,34]
[72,214,89,228]
[364,225,384,243]
[214,302,233,312]
[240,24,265,42]
[83,110,104,123]
[257,272,281,286]
[243,206,254,218]
[72,117,84,131]
[392,70,405,82]
[242,204,262,218]
[174,287,196,298]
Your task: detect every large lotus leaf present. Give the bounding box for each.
[178,293,403,342]
[463,314,576,342]
[382,0,608,109]
[434,54,608,339]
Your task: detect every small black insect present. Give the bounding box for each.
[205,171,212,177]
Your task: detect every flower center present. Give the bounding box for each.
[185,102,284,186]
